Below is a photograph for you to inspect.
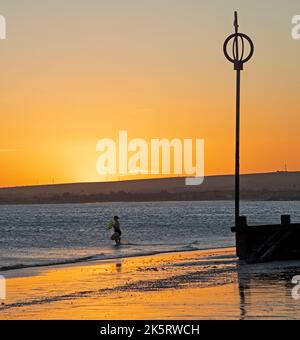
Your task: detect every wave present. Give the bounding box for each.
[121,241,197,247]
[0,254,99,272]
[0,244,206,273]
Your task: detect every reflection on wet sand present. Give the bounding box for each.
[115,261,122,273]
[1,248,300,320]
[237,261,300,320]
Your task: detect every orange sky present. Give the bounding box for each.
[1,0,300,187]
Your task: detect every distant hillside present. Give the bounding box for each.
[0,172,300,204]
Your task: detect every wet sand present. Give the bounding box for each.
[1,248,300,320]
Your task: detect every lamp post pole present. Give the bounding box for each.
[224,12,254,228]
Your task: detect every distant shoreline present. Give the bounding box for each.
[1,196,300,205]
[1,172,300,205]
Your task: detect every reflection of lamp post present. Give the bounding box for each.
[224,12,254,228]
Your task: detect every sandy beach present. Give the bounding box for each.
[1,247,300,320]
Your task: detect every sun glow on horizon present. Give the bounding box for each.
[1,0,300,187]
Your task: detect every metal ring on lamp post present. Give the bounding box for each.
[223,33,254,70]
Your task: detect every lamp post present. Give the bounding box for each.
[224,12,254,228]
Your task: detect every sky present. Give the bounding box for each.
[0,0,300,186]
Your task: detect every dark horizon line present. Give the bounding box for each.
[0,169,297,190]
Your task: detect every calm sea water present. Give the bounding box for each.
[1,201,300,271]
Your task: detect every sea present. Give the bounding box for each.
[1,201,300,271]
